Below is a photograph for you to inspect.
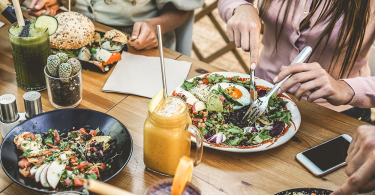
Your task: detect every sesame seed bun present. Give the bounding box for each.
[50,12,95,50]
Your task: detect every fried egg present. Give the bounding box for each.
[210,83,251,110]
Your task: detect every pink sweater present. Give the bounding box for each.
[218,0,375,110]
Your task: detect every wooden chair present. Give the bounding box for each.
[193,0,249,73]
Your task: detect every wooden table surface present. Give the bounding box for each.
[0,14,373,195]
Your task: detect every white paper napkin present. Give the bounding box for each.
[0,21,5,29]
[102,52,192,98]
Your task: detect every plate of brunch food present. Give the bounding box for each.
[171,72,301,153]
[0,108,132,193]
[274,188,333,195]
[48,11,129,73]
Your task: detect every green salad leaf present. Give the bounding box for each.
[269,110,292,126]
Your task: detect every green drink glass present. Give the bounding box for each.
[8,19,51,91]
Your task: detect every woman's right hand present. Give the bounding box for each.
[226,4,261,68]
[28,0,59,16]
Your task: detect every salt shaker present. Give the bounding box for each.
[23,91,43,119]
[0,94,22,138]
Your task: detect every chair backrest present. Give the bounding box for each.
[174,11,195,57]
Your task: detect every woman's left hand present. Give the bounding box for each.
[129,20,158,50]
[273,62,354,106]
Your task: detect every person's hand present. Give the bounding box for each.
[129,20,158,50]
[28,0,59,16]
[332,125,375,195]
[273,62,354,106]
[226,4,261,69]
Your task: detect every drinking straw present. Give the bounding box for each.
[12,0,24,26]
[84,179,134,195]
[68,0,71,20]
[156,25,168,99]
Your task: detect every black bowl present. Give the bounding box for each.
[0,108,133,193]
[274,188,333,195]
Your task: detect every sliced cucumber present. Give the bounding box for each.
[35,14,58,36]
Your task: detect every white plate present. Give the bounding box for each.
[172,72,301,153]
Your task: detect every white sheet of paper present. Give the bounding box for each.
[102,52,192,98]
[0,21,4,29]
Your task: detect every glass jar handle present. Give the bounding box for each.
[187,125,203,166]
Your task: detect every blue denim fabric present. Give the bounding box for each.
[341,107,372,124]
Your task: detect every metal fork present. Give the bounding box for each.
[242,46,313,124]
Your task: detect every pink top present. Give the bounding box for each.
[218,0,375,110]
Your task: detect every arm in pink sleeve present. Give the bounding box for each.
[342,76,375,108]
[218,0,254,23]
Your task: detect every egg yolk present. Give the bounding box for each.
[225,87,242,99]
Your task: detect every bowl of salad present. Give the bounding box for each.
[172,72,301,153]
[0,108,132,193]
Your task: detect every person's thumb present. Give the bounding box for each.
[131,22,143,40]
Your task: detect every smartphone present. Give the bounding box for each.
[296,134,352,177]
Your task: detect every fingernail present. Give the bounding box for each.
[280,65,285,70]
[35,4,40,8]
[250,63,256,70]
[276,88,281,95]
[273,76,278,83]
[131,35,137,39]
[42,9,46,13]
[295,98,299,102]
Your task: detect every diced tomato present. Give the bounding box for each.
[87,166,99,175]
[100,163,105,170]
[18,159,31,168]
[79,128,88,136]
[202,73,210,79]
[20,168,30,177]
[54,130,60,145]
[46,143,54,147]
[91,147,98,153]
[66,166,74,171]
[70,156,77,160]
[74,178,84,186]
[89,130,98,136]
[202,79,210,84]
[42,151,52,156]
[89,141,97,147]
[22,133,36,141]
[103,52,121,66]
[36,156,46,165]
[50,147,60,152]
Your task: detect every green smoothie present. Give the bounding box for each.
[9,19,51,91]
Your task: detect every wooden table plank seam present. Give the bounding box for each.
[105,95,130,114]
[0,182,14,194]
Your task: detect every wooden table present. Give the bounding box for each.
[0,14,373,195]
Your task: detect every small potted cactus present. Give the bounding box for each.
[44,53,82,109]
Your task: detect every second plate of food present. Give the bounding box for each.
[172,72,301,153]
[0,108,133,193]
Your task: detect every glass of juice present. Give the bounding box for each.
[144,178,201,195]
[8,19,51,91]
[144,97,203,176]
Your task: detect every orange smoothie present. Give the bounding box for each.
[144,97,192,176]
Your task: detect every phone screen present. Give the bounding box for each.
[302,136,350,171]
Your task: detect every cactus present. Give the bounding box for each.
[59,63,72,79]
[56,53,68,63]
[67,58,81,76]
[47,55,61,77]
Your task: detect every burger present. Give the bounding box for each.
[50,11,128,72]
[50,11,95,56]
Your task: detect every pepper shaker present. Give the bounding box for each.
[0,94,22,138]
[23,91,43,119]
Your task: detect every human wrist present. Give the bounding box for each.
[338,80,355,105]
[233,4,254,16]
